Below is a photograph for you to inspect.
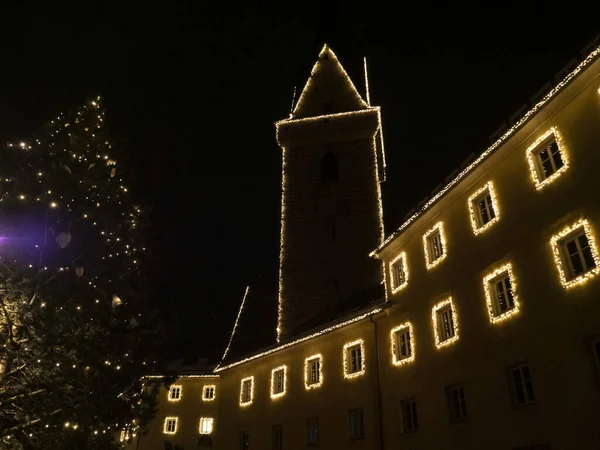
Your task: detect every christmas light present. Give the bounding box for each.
[550,218,600,288]
[482,262,520,323]
[467,181,500,235]
[373,43,600,256]
[168,385,182,401]
[270,365,288,399]
[363,57,371,106]
[390,322,415,366]
[163,417,178,435]
[199,417,214,435]
[525,127,569,190]
[202,385,216,402]
[276,145,288,343]
[304,354,323,390]
[218,286,250,366]
[432,297,459,349]
[423,222,447,269]
[239,376,254,407]
[343,339,366,379]
[389,252,408,294]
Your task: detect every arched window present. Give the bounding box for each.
[321,152,339,182]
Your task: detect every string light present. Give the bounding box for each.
[432,297,459,349]
[423,222,447,269]
[162,417,178,435]
[270,365,288,400]
[198,417,214,435]
[276,145,288,343]
[389,252,408,294]
[167,385,182,402]
[467,181,500,235]
[343,339,366,379]
[363,57,371,106]
[373,43,600,257]
[550,218,600,288]
[218,286,250,366]
[390,322,415,366]
[304,354,323,390]
[239,376,254,407]
[525,127,569,190]
[482,262,520,323]
[202,385,216,402]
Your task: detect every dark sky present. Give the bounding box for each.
[1,3,598,362]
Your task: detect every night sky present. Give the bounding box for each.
[1,3,598,363]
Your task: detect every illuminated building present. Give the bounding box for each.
[131,40,600,450]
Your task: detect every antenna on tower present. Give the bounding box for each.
[363,57,371,106]
[289,86,297,116]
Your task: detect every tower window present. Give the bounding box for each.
[320,152,339,182]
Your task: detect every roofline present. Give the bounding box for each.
[275,107,379,127]
[143,374,220,380]
[214,303,386,373]
[372,43,600,257]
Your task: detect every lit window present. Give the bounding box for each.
[446,385,467,422]
[343,340,365,378]
[202,385,216,401]
[468,181,499,234]
[348,408,364,440]
[483,263,520,323]
[399,398,418,433]
[390,323,414,366]
[240,432,250,450]
[272,425,283,450]
[304,355,323,389]
[508,364,536,406]
[526,127,569,190]
[168,385,182,402]
[239,376,254,406]
[119,429,131,442]
[199,417,214,435]
[389,252,408,293]
[270,366,287,399]
[432,298,459,348]
[423,222,447,269]
[551,219,600,288]
[307,417,319,446]
[163,417,178,435]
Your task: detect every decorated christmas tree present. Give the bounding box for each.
[0,97,165,449]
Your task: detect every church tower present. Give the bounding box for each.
[275,45,385,341]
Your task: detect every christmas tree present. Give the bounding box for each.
[0,97,165,449]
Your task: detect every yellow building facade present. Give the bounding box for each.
[132,42,600,449]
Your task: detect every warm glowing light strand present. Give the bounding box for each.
[525,127,570,190]
[276,146,288,343]
[482,263,520,323]
[270,365,288,399]
[389,252,408,294]
[432,297,459,349]
[202,385,216,402]
[163,417,178,435]
[239,376,255,407]
[364,57,371,106]
[218,286,250,366]
[423,222,447,269]
[343,339,366,379]
[390,322,415,366]
[467,181,500,235]
[304,354,323,390]
[167,385,182,402]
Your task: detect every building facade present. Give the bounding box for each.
[131,41,600,450]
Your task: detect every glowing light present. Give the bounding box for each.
[167,385,182,402]
[50,202,58,209]
[482,262,520,323]
[389,252,408,294]
[304,354,323,390]
[432,297,459,349]
[163,417,178,435]
[239,376,254,407]
[343,339,366,379]
[373,43,600,257]
[390,322,415,366]
[219,286,250,363]
[423,222,447,269]
[276,145,288,343]
[550,218,600,288]
[363,57,371,106]
[199,417,214,435]
[215,307,382,372]
[202,385,216,402]
[525,127,569,190]
[467,181,500,235]
[270,365,288,399]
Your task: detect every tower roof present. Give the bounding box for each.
[291,44,368,119]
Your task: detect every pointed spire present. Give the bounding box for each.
[291,44,368,119]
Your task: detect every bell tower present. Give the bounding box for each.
[275,45,385,341]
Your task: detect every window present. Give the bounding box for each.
[526,127,569,190]
[551,219,599,288]
[432,298,459,348]
[270,366,287,399]
[423,222,447,269]
[307,417,319,446]
[509,364,536,406]
[348,408,364,440]
[240,432,250,450]
[199,417,214,435]
[272,425,283,450]
[389,252,408,293]
[202,385,216,401]
[321,151,339,182]
[163,417,178,435]
[305,354,323,389]
[446,385,467,421]
[168,385,182,402]
[483,263,520,323]
[399,398,418,433]
[468,181,499,234]
[391,323,414,366]
[239,376,254,406]
[343,340,365,378]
